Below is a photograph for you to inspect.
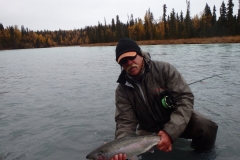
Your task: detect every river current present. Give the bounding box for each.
[0,43,239,160]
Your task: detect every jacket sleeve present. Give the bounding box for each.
[161,62,194,142]
[115,84,139,139]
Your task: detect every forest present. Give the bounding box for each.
[0,0,239,50]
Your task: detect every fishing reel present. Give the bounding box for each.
[161,95,174,109]
[160,91,174,109]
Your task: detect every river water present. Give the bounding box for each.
[0,43,239,160]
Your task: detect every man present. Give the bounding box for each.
[111,37,218,160]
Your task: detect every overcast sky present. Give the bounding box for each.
[0,0,239,31]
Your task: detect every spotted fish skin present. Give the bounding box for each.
[86,135,160,160]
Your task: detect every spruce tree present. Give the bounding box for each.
[219,1,227,35]
[226,0,234,35]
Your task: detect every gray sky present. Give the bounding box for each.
[0,0,239,31]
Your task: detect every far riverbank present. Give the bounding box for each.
[80,35,240,47]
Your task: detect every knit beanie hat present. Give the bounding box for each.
[115,37,141,63]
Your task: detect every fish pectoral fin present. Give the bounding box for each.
[150,133,158,136]
[146,148,155,153]
[129,155,141,160]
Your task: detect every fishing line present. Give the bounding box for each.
[188,73,224,86]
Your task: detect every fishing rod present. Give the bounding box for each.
[162,73,224,108]
[188,73,224,86]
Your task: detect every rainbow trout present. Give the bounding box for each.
[86,135,160,160]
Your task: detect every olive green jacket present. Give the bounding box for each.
[115,52,194,143]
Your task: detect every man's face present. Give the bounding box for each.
[120,52,143,76]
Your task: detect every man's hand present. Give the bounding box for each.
[110,154,127,160]
[157,130,172,152]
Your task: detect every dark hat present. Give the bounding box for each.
[115,37,141,63]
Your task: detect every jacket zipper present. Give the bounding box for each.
[133,80,160,122]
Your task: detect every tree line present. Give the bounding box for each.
[0,0,239,50]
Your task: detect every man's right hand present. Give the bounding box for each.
[156,130,172,152]
[110,154,127,160]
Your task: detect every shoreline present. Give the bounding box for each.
[1,36,239,50]
[80,35,240,47]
